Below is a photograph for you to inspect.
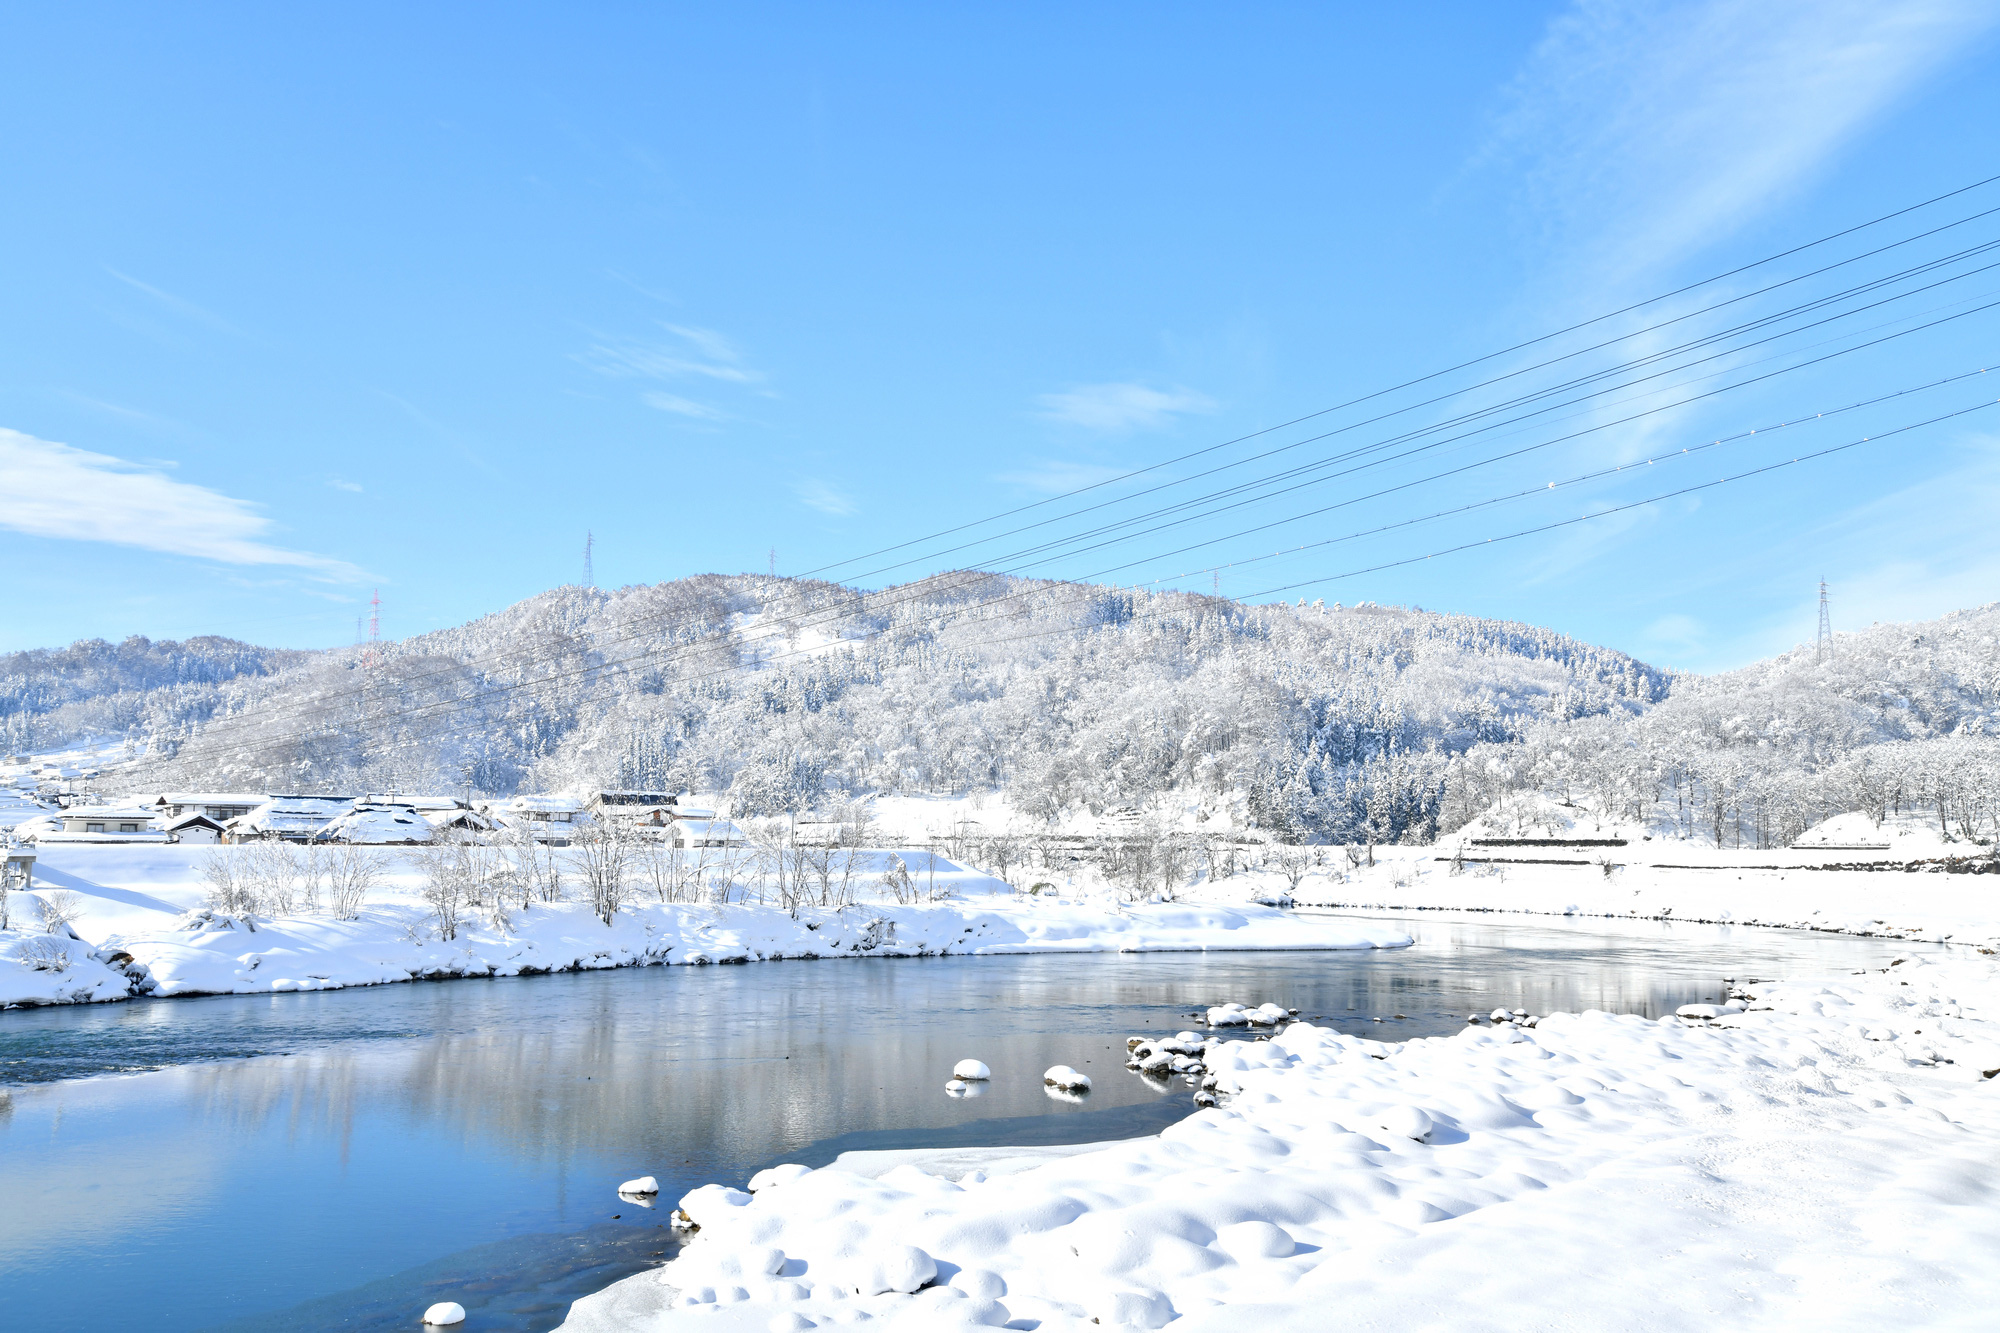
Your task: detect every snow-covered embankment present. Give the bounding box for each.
[564,951,2000,1330]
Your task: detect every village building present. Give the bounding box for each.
[671,817,749,850]
[229,795,357,843]
[41,807,173,843]
[141,792,267,822]
[313,803,434,845]
[164,812,229,844]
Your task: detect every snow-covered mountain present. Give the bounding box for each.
[6,575,1993,848]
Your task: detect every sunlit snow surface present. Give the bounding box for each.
[570,950,2000,1332]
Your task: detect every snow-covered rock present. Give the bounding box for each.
[617,1176,658,1196]
[953,1058,991,1080]
[565,951,2000,1332]
[421,1302,465,1325]
[1042,1065,1091,1090]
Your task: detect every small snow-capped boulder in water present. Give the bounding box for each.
[1677,1003,1728,1020]
[1490,1008,1512,1022]
[953,1058,991,1080]
[1377,1105,1435,1142]
[1043,1065,1091,1090]
[422,1303,466,1326]
[846,1244,937,1295]
[618,1175,659,1196]
[946,1078,969,1093]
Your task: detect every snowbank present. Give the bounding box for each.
[563,951,2000,1330]
[0,847,1410,1006]
[1315,855,2000,949]
[0,928,131,1007]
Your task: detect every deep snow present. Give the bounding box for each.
[561,949,2000,1331]
[0,845,1409,1008]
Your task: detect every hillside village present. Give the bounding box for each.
[1,779,748,851]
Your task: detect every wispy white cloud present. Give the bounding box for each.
[582,322,762,385]
[327,478,364,493]
[641,391,731,421]
[0,428,362,579]
[102,266,242,335]
[794,479,856,516]
[1489,0,2000,275]
[1035,382,1217,433]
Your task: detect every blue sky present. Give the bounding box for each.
[3,1,1998,671]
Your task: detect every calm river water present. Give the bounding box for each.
[0,912,1934,1332]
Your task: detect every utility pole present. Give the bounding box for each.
[584,531,595,588]
[1815,578,1833,664]
[768,546,776,578]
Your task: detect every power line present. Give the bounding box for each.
[796,173,2000,581]
[105,173,2000,766]
[194,219,2000,753]
[141,378,1996,772]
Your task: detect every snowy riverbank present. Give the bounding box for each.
[562,948,2000,1331]
[0,844,1411,1008]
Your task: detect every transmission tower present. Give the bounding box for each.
[363,589,382,671]
[583,531,595,588]
[1815,578,1833,664]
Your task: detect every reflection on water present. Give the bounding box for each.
[0,913,1935,1333]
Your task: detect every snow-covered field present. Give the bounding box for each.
[0,845,1408,1008]
[563,949,2000,1331]
[1304,804,2000,951]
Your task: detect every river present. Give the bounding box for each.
[0,911,1936,1332]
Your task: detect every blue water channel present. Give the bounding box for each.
[0,911,1933,1333]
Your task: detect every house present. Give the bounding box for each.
[39,807,174,843]
[3,847,33,889]
[164,812,229,844]
[230,795,357,843]
[584,791,687,833]
[671,818,749,850]
[586,789,679,817]
[494,794,587,824]
[424,806,497,838]
[141,792,267,822]
[313,803,435,845]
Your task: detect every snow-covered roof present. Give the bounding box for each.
[165,812,229,831]
[424,807,496,830]
[676,818,748,844]
[314,806,434,844]
[366,793,465,811]
[144,792,267,806]
[506,794,586,813]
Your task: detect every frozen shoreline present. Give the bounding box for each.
[0,894,1413,1009]
[563,947,2000,1330]
[1307,860,2000,951]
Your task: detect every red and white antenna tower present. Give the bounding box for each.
[363,589,382,670]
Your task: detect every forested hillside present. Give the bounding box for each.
[6,575,1994,847]
[0,636,315,758]
[1454,604,2000,848]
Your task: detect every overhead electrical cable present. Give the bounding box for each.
[143,371,1996,771]
[793,172,2000,579]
